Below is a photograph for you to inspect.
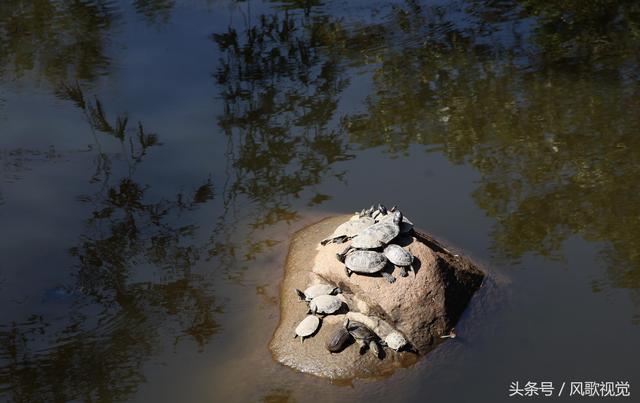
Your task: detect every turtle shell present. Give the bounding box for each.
[384,331,407,351]
[326,326,353,353]
[378,212,414,233]
[344,250,387,273]
[302,284,339,300]
[351,217,400,248]
[346,320,378,342]
[322,216,375,244]
[309,295,343,314]
[383,244,413,266]
[295,315,320,338]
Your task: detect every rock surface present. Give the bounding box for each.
[269,215,485,379]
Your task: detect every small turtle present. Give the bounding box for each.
[371,204,388,220]
[320,216,375,245]
[383,331,408,351]
[342,250,394,283]
[295,284,342,301]
[326,325,353,353]
[309,294,343,315]
[294,315,320,343]
[383,244,415,277]
[346,319,382,358]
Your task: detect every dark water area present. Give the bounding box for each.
[1,0,640,401]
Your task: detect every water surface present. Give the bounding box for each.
[1,0,640,401]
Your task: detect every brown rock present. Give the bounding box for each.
[269,215,485,379]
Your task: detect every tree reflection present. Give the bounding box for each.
[341,1,640,307]
[0,83,220,401]
[210,7,354,272]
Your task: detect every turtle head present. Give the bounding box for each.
[332,287,342,295]
[295,289,306,301]
[393,210,403,225]
[378,204,388,215]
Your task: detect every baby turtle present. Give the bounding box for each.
[294,315,320,343]
[384,331,408,351]
[346,319,382,358]
[309,294,343,315]
[320,216,375,245]
[295,284,341,301]
[383,244,415,277]
[343,250,394,283]
[326,325,353,353]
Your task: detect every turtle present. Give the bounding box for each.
[320,216,375,245]
[294,315,320,343]
[309,294,343,315]
[378,210,414,233]
[371,204,388,220]
[336,211,403,261]
[295,284,341,301]
[383,331,408,351]
[342,250,395,283]
[345,319,382,358]
[383,244,415,277]
[325,325,354,353]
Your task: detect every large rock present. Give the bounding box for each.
[270,215,485,379]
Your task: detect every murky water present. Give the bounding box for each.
[1,0,640,401]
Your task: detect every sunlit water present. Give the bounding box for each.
[1,0,640,401]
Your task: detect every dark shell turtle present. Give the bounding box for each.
[320,216,375,245]
[295,284,341,301]
[343,250,395,283]
[345,319,382,358]
[325,325,353,353]
[308,294,343,315]
[294,315,320,343]
[383,244,415,277]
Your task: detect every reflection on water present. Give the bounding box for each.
[1,0,640,401]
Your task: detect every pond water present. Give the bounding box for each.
[1,0,640,401]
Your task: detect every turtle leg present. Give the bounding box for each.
[320,238,332,246]
[301,336,304,344]
[410,263,416,277]
[335,236,347,244]
[381,272,396,283]
[369,340,381,359]
[398,265,408,277]
[344,266,352,277]
[356,339,367,355]
[336,245,352,262]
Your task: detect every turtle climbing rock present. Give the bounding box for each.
[294,315,320,343]
[295,284,341,301]
[320,216,375,245]
[383,244,415,277]
[308,294,343,315]
[345,319,382,358]
[342,250,395,283]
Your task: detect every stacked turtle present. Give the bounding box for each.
[293,284,344,343]
[329,204,416,284]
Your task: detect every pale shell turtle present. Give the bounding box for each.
[378,209,414,233]
[295,284,341,301]
[294,315,320,343]
[320,216,375,245]
[384,331,408,351]
[343,250,395,283]
[309,294,343,315]
[383,244,415,277]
